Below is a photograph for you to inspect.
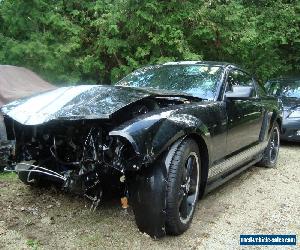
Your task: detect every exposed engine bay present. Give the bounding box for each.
[4,96,192,209]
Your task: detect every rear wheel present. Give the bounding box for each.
[165,139,200,235]
[259,122,280,168]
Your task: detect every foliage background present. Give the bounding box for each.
[0,0,299,85]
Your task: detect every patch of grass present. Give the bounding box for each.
[26,239,40,250]
[0,172,17,181]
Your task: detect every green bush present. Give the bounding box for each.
[0,0,299,84]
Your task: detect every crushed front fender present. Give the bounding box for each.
[129,156,167,238]
[109,110,210,165]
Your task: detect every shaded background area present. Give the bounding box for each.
[0,0,299,85]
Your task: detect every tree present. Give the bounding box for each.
[0,0,299,84]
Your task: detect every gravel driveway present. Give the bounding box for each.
[0,143,299,249]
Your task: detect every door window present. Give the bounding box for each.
[226,70,256,97]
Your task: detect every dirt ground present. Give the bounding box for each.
[0,143,299,250]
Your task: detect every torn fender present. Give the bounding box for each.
[109,110,211,164]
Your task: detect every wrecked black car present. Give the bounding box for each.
[265,77,300,142]
[1,61,282,238]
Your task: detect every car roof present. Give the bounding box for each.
[162,60,236,67]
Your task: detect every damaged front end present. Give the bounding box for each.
[5,118,140,208]
[1,85,206,238]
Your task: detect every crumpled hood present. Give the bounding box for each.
[1,85,156,125]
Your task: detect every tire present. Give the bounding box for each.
[165,138,201,235]
[259,122,280,168]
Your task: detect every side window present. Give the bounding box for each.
[226,70,256,97]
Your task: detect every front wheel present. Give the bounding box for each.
[165,139,201,235]
[259,122,280,168]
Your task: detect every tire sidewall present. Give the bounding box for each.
[166,139,201,234]
[261,122,280,168]
[269,125,280,165]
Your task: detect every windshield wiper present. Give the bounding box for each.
[155,95,206,102]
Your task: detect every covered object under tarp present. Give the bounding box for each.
[0,65,55,169]
[0,65,55,107]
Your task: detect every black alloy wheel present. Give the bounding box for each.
[269,126,280,164]
[259,122,280,168]
[165,139,201,235]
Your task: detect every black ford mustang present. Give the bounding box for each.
[1,61,282,238]
[266,77,300,142]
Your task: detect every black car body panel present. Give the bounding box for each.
[110,101,227,166]
[1,61,282,238]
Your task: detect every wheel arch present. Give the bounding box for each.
[185,133,209,199]
[110,111,213,168]
[276,117,282,133]
[266,109,282,138]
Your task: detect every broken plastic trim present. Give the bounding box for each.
[5,163,66,181]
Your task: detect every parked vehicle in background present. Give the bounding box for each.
[265,77,300,142]
[2,61,282,238]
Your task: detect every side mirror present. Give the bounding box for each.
[225,86,254,100]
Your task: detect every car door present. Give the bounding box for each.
[225,69,263,155]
